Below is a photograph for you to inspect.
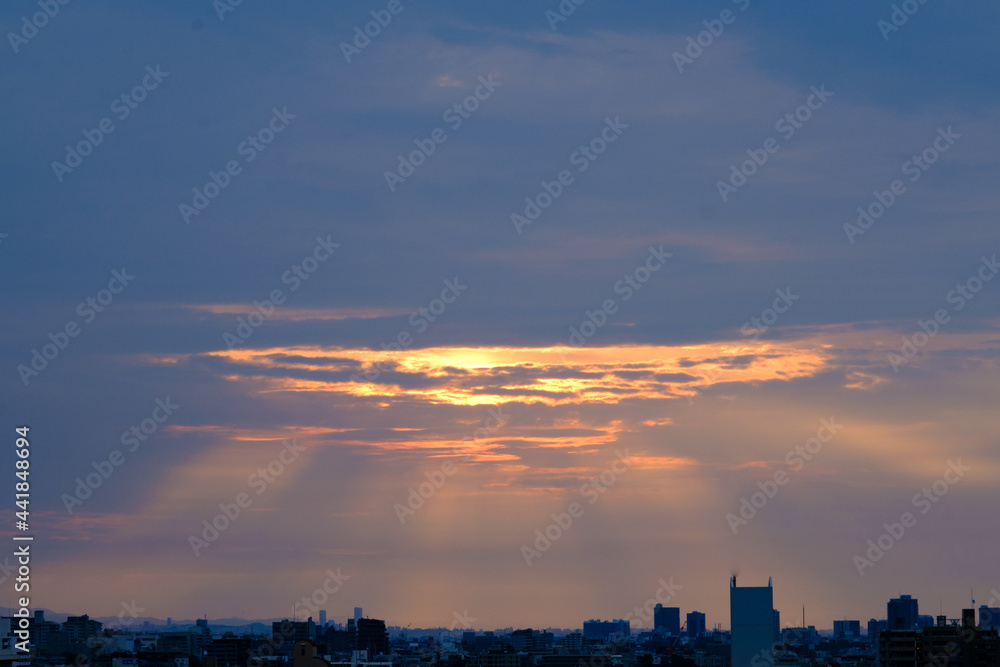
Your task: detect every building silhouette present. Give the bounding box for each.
[274,620,315,645]
[355,618,388,656]
[730,576,776,667]
[63,614,102,644]
[205,636,252,667]
[509,629,553,651]
[878,609,1000,667]
[869,618,888,646]
[687,611,706,638]
[653,606,680,636]
[888,595,920,630]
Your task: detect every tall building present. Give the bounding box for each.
[28,611,64,653]
[62,615,102,644]
[868,619,887,646]
[979,606,1000,630]
[354,608,363,622]
[273,620,312,645]
[887,595,919,630]
[324,624,354,653]
[687,612,706,638]
[319,611,327,628]
[654,606,681,636]
[196,619,211,647]
[730,577,776,667]
[356,618,388,656]
[833,620,861,639]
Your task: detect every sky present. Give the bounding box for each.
[1,0,999,632]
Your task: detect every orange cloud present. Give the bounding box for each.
[195,341,831,406]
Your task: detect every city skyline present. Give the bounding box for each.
[16,583,1000,635]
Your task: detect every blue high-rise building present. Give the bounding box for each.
[654,605,680,636]
[730,577,776,667]
[887,595,919,630]
[686,611,706,638]
[980,606,1000,630]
